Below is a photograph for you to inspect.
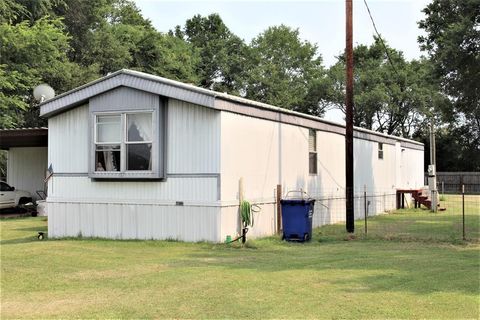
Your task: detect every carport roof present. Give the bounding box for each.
[0,127,48,149]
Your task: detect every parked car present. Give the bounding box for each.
[0,181,33,209]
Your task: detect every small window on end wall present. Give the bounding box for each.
[309,129,317,174]
[378,142,384,159]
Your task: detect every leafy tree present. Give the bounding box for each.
[178,14,249,93]
[245,25,325,115]
[418,0,479,171]
[0,0,29,24]
[323,38,447,136]
[0,18,95,129]
[418,0,479,126]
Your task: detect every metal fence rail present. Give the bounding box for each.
[309,187,479,243]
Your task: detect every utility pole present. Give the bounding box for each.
[345,0,354,233]
[428,120,438,212]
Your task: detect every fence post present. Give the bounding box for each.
[364,185,367,235]
[276,184,282,233]
[462,184,465,241]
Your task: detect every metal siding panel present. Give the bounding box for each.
[167,99,220,174]
[48,176,218,203]
[48,105,89,173]
[47,202,220,241]
[89,86,158,112]
[6,147,48,200]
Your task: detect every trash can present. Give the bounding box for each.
[281,197,315,242]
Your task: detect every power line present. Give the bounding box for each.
[362,0,401,78]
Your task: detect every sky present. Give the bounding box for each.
[134,0,432,123]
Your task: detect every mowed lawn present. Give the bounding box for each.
[1,205,480,319]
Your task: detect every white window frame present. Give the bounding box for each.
[90,109,163,180]
[94,111,154,173]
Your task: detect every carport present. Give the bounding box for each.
[0,128,48,200]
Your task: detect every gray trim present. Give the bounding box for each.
[88,87,165,180]
[40,72,215,118]
[162,97,169,179]
[167,173,220,178]
[216,98,419,147]
[53,173,89,177]
[53,172,220,178]
[216,98,346,136]
[400,141,424,151]
[39,69,424,149]
[354,130,395,146]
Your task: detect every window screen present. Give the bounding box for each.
[309,129,317,174]
[378,142,384,159]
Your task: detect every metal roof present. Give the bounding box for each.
[38,69,423,147]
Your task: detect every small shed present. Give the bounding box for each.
[38,69,424,242]
[0,128,48,200]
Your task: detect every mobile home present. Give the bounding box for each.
[38,69,424,242]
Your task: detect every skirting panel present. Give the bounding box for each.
[47,202,220,242]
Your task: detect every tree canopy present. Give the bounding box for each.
[322,38,448,137]
[245,25,326,115]
[1,0,477,171]
[418,0,480,170]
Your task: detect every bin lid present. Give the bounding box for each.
[280,199,315,205]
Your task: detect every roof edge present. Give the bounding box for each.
[39,69,423,147]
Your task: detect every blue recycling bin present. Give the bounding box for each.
[281,198,315,242]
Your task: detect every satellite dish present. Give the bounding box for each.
[33,84,55,103]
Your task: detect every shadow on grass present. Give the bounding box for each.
[176,210,480,295]
[14,226,48,232]
[180,235,480,296]
[0,236,41,245]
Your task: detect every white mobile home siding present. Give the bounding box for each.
[41,70,424,243]
[219,111,424,240]
[7,147,48,200]
[47,97,221,241]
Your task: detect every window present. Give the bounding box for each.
[309,129,317,174]
[378,142,384,159]
[88,87,165,180]
[95,115,121,171]
[93,111,157,177]
[0,182,12,191]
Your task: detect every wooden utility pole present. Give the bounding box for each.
[345,0,355,233]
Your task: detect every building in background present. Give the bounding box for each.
[0,128,48,201]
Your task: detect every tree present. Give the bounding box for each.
[323,38,447,137]
[178,14,249,93]
[0,18,95,129]
[418,0,479,171]
[245,25,326,115]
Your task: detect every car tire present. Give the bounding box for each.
[18,197,32,207]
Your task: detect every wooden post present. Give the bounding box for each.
[345,0,355,233]
[276,184,282,233]
[364,185,367,235]
[462,184,465,241]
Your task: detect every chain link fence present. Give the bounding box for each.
[304,187,479,243]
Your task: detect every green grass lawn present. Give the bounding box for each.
[1,208,479,319]
[318,194,480,243]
